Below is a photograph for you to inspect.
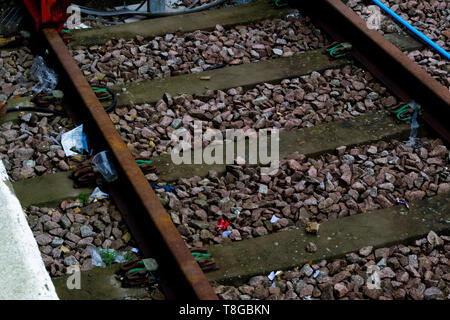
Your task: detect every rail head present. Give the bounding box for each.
[42,27,217,300]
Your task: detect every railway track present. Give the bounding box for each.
[1,0,449,300]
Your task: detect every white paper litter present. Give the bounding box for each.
[270,215,280,224]
[268,270,282,281]
[61,124,88,157]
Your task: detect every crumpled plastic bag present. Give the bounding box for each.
[30,56,58,94]
[87,246,106,268]
[270,215,280,224]
[87,246,130,268]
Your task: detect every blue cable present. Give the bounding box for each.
[151,184,177,192]
[371,0,450,60]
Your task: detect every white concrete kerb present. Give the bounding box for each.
[0,160,59,300]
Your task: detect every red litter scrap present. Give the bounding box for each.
[216,219,229,231]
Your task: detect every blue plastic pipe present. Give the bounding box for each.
[371,0,450,60]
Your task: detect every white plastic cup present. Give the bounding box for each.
[92,151,118,182]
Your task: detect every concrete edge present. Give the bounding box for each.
[0,160,59,299]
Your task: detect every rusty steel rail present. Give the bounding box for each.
[42,27,217,300]
[290,0,450,142]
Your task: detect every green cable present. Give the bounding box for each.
[192,252,211,260]
[325,43,352,58]
[391,104,415,121]
[274,0,288,7]
[136,160,153,166]
[128,267,148,274]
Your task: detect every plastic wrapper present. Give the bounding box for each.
[87,246,131,267]
[92,151,118,182]
[88,187,109,202]
[268,270,282,281]
[222,230,232,237]
[30,56,58,94]
[87,246,106,268]
[61,124,88,157]
[270,215,280,224]
[405,102,420,148]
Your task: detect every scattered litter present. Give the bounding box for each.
[222,230,232,237]
[151,183,177,192]
[30,56,58,94]
[230,207,242,216]
[44,135,62,147]
[68,22,90,30]
[142,258,158,271]
[216,219,229,231]
[258,184,268,194]
[88,246,132,268]
[304,296,312,300]
[200,76,211,80]
[268,270,282,281]
[395,198,410,210]
[92,150,118,183]
[61,124,88,157]
[305,222,320,234]
[204,64,226,71]
[286,9,300,19]
[87,246,106,268]
[64,201,82,209]
[270,215,280,224]
[131,248,139,253]
[405,101,421,149]
[313,270,321,278]
[88,187,109,201]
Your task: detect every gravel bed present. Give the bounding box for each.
[345,0,449,89]
[213,230,450,300]
[151,137,450,249]
[71,17,329,86]
[0,48,36,100]
[26,198,139,277]
[114,65,395,157]
[0,113,91,181]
